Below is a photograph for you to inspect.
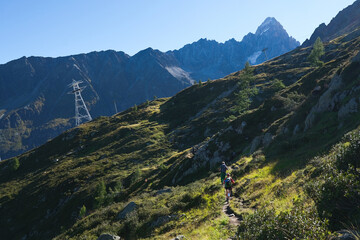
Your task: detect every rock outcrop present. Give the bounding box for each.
[117,202,137,220]
[97,234,120,240]
[303,0,360,47]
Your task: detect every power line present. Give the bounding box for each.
[68,80,92,126]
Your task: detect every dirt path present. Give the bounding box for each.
[222,202,241,226]
[222,199,242,240]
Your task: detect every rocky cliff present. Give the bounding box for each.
[302,0,360,47]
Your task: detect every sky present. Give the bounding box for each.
[0,0,356,64]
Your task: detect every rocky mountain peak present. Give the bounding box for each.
[255,17,284,36]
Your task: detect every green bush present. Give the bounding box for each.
[306,130,360,230]
[93,180,107,208]
[270,79,285,91]
[237,202,329,239]
[78,205,86,219]
[231,62,259,115]
[11,157,20,171]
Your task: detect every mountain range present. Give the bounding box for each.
[1,4,360,238]
[0,17,299,160]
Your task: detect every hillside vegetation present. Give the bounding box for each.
[1,28,360,240]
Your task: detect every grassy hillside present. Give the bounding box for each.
[1,29,360,240]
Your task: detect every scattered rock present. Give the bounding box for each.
[117,202,137,220]
[305,74,343,131]
[150,214,178,228]
[262,133,273,147]
[97,233,120,240]
[293,124,300,135]
[331,230,359,240]
[338,97,358,119]
[235,121,247,134]
[312,85,322,95]
[155,188,172,196]
[250,136,262,153]
[172,235,186,240]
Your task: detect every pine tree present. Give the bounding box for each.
[94,180,107,208]
[79,205,86,219]
[232,62,258,114]
[11,158,20,171]
[308,37,325,67]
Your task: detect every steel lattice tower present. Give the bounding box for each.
[68,80,92,126]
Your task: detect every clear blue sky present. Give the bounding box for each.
[0,0,356,64]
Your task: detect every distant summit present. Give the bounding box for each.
[303,0,360,46]
[171,17,299,80]
[255,17,283,35]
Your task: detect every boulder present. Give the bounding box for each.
[97,233,120,240]
[338,97,358,119]
[155,188,172,196]
[150,214,178,228]
[305,75,342,131]
[171,235,186,240]
[117,202,137,220]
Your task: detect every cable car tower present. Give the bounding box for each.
[68,80,92,126]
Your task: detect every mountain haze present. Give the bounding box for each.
[0,17,300,160]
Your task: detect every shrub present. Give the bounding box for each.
[270,79,285,91]
[11,157,20,171]
[306,130,360,230]
[93,180,107,208]
[78,205,86,219]
[132,167,142,182]
[237,202,329,239]
[232,63,259,115]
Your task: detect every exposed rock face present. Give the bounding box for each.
[303,0,360,47]
[150,214,178,228]
[97,234,120,240]
[117,202,137,220]
[338,97,359,119]
[171,17,299,80]
[304,75,343,131]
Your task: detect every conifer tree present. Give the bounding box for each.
[79,205,86,219]
[11,158,20,171]
[308,37,325,67]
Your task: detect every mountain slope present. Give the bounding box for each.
[0,49,193,160]
[1,27,360,239]
[0,17,299,160]
[302,0,360,46]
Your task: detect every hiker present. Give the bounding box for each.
[220,161,228,184]
[224,173,235,202]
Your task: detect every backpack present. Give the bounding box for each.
[225,178,232,188]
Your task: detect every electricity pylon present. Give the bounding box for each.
[68,80,92,126]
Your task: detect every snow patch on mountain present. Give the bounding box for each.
[165,66,195,84]
[261,28,269,35]
[247,51,262,64]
